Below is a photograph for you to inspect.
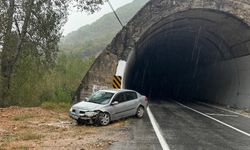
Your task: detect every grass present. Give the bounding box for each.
[19,132,43,141]
[0,143,8,150]
[2,130,43,142]
[1,135,17,142]
[41,101,71,112]
[124,118,132,126]
[11,146,29,150]
[12,114,34,121]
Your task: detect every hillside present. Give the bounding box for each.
[60,0,148,56]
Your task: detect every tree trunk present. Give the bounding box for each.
[1,0,34,106]
[0,0,15,107]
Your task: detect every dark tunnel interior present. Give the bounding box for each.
[124,9,250,107]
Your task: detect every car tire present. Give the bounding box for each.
[97,112,110,126]
[136,106,144,118]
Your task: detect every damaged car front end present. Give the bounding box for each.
[69,108,100,124]
[69,90,115,125]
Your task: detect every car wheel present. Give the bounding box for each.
[136,106,144,118]
[97,112,110,126]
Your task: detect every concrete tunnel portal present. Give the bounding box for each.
[124,9,250,107]
[76,1,250,109]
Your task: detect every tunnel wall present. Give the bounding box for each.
[73,51,118,102]
[74,0,250,108]
[194,55,250,108]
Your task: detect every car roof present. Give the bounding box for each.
[99,89,136,94]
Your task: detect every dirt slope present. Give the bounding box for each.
[0,107,129,150]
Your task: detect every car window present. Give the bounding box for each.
[113,93,126,103]
[125,92,137,101]
[87,91,114,105]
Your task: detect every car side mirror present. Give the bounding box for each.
[111,101,119,105]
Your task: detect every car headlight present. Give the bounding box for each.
[85,111,99,117]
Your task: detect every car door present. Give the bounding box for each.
[124,91,138,117]
[110,92,127,120]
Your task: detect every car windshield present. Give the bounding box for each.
[87,91,114,105]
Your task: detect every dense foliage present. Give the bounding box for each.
[0,0,102,106]
[6,53,94,106]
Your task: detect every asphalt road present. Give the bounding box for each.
[110,100,250,150]
[151,100,250,150]
[109,112,162,150]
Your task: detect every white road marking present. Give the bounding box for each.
[205,113,238,117]
[147,107,170,150]
[175,101,250,137]
[197,101,250,119]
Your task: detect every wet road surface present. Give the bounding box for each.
[151,101,250,150]
[109,112,162,150]
[110,100,250,150]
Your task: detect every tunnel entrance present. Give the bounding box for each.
[124,9,250,107]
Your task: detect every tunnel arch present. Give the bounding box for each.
[124,8,250,107]
[75,0,250,108]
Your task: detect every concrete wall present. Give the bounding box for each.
[73,51,118,102]
[194,55,250,108]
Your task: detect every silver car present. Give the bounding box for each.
[69,89,148,126]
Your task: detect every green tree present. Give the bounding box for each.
[0,0,103,107]
[0,0,68,106]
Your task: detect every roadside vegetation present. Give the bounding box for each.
[1,52,94,107]
[0,0,103,107]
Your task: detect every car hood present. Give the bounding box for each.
[72,101,104,111]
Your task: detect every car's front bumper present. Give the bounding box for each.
[69,112,98,121]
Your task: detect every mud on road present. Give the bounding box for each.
[0,106,130,150]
